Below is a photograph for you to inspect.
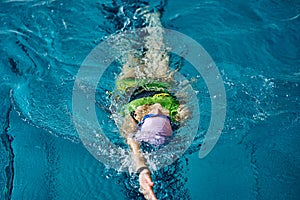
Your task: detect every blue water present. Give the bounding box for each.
[0,0,299,199]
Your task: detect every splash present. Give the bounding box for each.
[73,8,226,170]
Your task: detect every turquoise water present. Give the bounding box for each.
[1,0,299,199]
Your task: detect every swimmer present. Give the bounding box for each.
[113,12,190,199]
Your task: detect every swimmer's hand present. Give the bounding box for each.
[176,104,190,121]
[139,169,157,200]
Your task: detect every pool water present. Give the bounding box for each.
[1,0,299,199]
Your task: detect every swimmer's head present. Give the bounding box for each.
[135,114,173,146]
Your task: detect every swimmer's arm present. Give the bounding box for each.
[126,137,157,200]
[126,138,147,170]
[120,114,137,138]
[120,115,146,169]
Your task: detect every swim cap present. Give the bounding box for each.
[135,114,173,146]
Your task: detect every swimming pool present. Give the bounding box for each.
[0,0,299,199]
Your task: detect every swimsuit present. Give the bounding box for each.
[117,78,180,122]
